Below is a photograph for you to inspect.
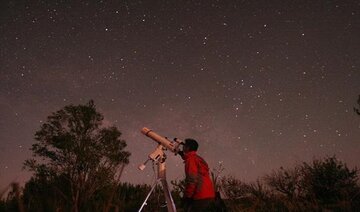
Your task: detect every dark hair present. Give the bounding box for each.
[184,138,199,151]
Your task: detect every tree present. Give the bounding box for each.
[219,175,252,211]
[218,156,360,211]
[264,166,308,210]
[170,179,185,206]
[355,95,360,115]
[22,176,65,212]
[301,156,359,209]
[0,183,25,212]
[24,100,130,212]
[264,166,303,200]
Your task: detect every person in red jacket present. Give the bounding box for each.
[180,138,215,211]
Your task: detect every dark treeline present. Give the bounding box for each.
[1,99,359,211]
[1,155,360,211]
[218,156,360,211]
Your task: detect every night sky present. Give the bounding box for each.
[1,0,359,187]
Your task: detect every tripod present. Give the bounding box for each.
[138,145,177,212]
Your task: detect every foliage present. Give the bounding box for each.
[23,100,130,212]
[211,162,225,193]
[1,100,358,212]
[265,166,302,199]
[301,156,359,210]
[2,155,359,211]
[89,182,166,212]
[219,155,360,211]
[0,183,23,212]
[354,95,360,115]
[170,178,186,208]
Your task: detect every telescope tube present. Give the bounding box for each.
[141,127,176,152]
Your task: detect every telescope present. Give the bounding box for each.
[138,127,182,212]
[138,127,183,170]
[141,127,183,153]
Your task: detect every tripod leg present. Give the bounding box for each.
[160,179,177,212]
[158,161,177,212]
[138,179,159,212]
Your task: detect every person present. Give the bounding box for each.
[179,138,215,212]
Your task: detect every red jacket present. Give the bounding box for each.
[183,151,215,200]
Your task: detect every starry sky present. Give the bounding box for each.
[1,0,359,187]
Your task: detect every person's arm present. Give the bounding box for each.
[184,157,198,198]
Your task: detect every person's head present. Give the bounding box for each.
[183,138,199,153]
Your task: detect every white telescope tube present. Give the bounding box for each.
[141,127,177,153]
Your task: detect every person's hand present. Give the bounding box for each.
[178,150,186,160]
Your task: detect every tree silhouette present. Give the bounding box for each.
[355,95,360,115]
[218,156,360,211]
[265,166,303,200]
[301,156,359,209]
[24,100,130,212]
